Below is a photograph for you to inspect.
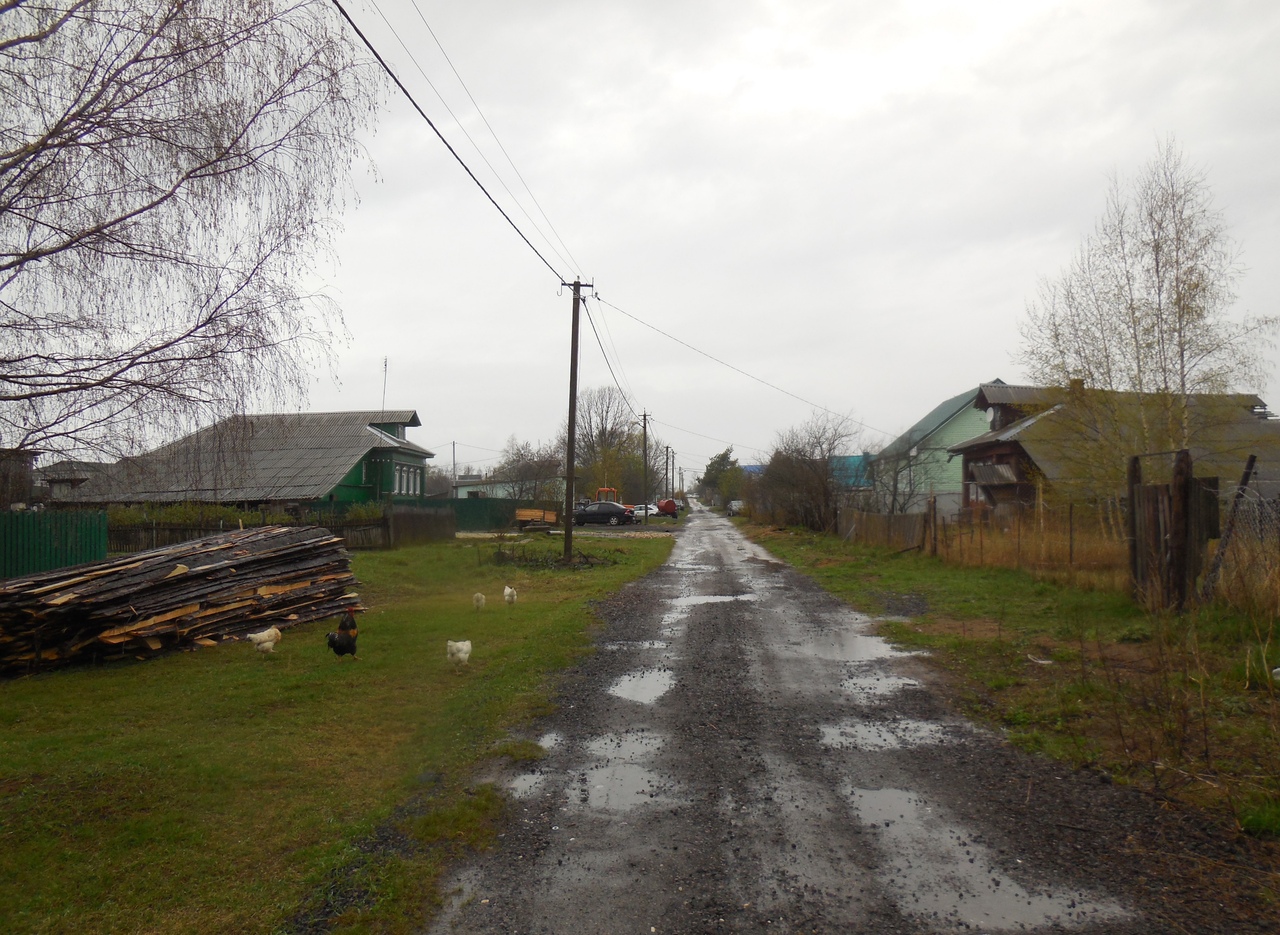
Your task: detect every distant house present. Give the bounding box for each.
[949,384,1280,509]
[34,460,113,503]
[452,475,520,499]
[872,379,1006,515]
[59,410,435,509]
[831,454,872,490]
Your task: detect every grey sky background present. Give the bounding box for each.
[308,0,1280,480]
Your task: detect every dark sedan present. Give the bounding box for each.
[573,501,635,526]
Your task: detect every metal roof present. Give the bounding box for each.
[970,462,1018,485]
[976,383,1058,408]
[879,379,1005,459]
[70,411,432,503]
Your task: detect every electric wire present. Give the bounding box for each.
[593,295,891,437]
[329,0,563,281]
[592,297,640,404]
[582,298,639,418]
[406,0,583,275]
[649,417,769,456]
[365,0,576,276]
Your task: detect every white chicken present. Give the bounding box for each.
[504,585,517,606]
[472,592,486,611]
[247,626,282,655]
[447,639,473,672]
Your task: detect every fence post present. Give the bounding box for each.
[1068,501,1074,567]
[1126,456,1140,596]
[1170,448,1193,611]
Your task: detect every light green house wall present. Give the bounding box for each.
[908,406,991,505]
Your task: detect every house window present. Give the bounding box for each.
[413,470,420,495]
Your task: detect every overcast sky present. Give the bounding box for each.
[307,0,1280,482]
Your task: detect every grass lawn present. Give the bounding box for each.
[741,521,1280,836]
[0,534,672,934]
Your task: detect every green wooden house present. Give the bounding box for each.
[62,410,435,510]
[873,380,1004,515]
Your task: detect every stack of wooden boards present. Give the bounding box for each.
[0,526,362,674]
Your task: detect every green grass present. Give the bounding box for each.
[742,523,1280,834]
[0,535,672,934]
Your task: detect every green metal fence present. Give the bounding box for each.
[0,511,108,578]
[449,498,548,531]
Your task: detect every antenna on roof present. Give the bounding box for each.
[380,356,388,423]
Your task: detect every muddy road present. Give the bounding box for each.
[428,506,1256,934]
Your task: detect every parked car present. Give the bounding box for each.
[573,501,635,526]
[631,503,662,518]
[726,499,746,516]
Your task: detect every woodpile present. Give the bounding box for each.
[0,526,362,674]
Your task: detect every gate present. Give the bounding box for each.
[1127,450,1219,610]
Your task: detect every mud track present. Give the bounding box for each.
[428,506,1272,934]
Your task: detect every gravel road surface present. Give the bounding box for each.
[426,504,1269,934]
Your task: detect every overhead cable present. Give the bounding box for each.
[370,0,578,276]
[593,295,891,437]
[406,0,583,275]
[582,298,638,418]
[329,0,564,281]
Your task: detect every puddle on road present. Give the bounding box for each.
[668,593,759,607]
[607,668,675,704]
[783,628,911,662]
[845,787,1126,931]
[820,718,949,750]
[840,673,920,698]
[539,731,564,749]
[585,730,664,760]
[510,772,547,798]
[601,640,670,651]
[578,763,672,810]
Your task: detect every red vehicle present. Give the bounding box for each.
[656,498,679,517]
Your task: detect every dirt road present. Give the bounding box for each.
[427,505,1251,934]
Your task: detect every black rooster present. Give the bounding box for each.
[326,611,359,660]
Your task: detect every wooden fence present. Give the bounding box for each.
[838,509,926,551]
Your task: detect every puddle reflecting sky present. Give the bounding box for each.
[667,593,759,607]
[579,763,672,810]
[820,718,949,750]
[845,786,1127,931]
[840,673,921,698]
[510,772,547,798]
[607,668,675,704]
[601,640,670,651]
[783,629,910,662]
[585,730,664,760]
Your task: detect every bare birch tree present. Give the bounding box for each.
[1019,138,1275,457]
[0,0,380,456]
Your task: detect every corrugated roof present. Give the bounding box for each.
[879,379,1005,459]
[71,411,432,503]
[976,383,1058,408]
[970,462,1018,485]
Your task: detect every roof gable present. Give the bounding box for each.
[880,379,1004,458]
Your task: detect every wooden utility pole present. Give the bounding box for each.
[562,280,589,561]
[641,411,649,525]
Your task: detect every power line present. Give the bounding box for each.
[649,417,769,456]
[593,295,891,437]
[369,0,578,277]
[406,0,582,275]
[329,0,563,281]
[582,298,638,418]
